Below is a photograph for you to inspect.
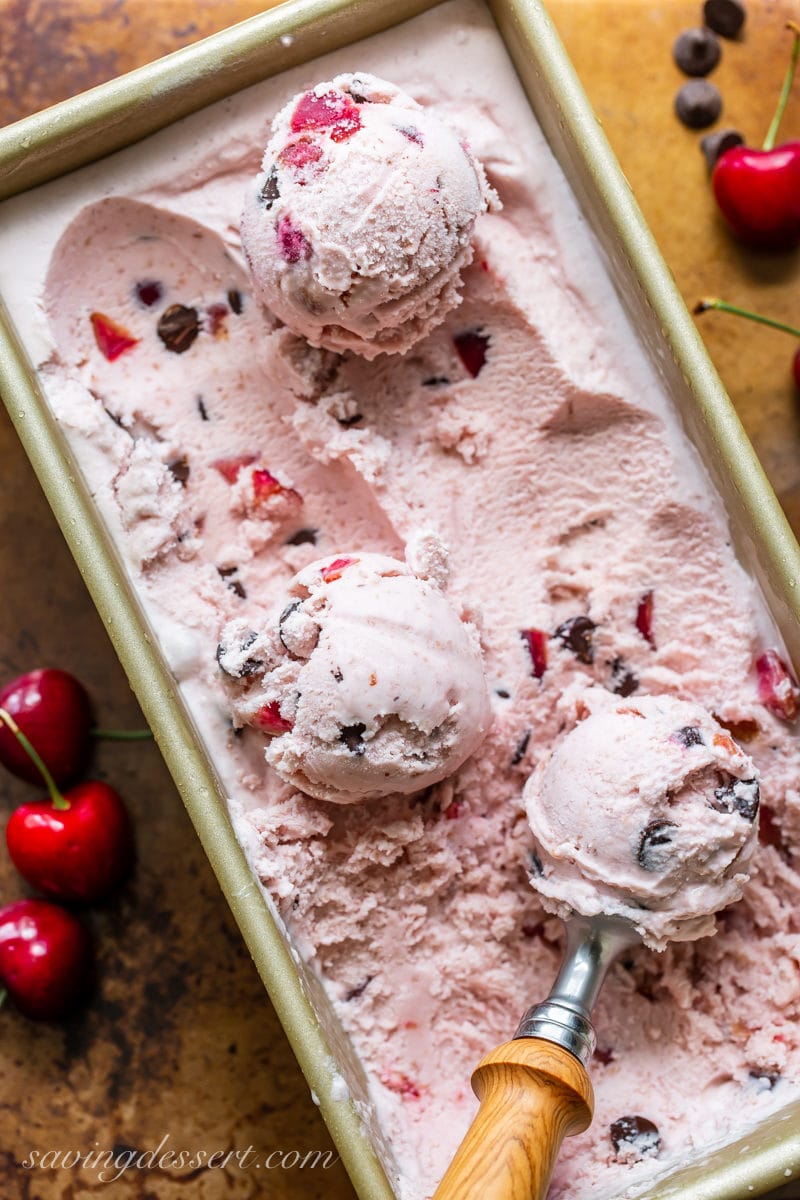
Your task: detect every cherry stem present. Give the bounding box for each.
[90,728,153,741]
[0,706,69,810]
[694,297,800,339]
[763,23,800,151]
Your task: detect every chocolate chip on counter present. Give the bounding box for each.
[340,723,366,754]
[673,28,721,76]
[637,820,678,871]
[700,128,744,169]
[511,729,531,766]
[157,304,200,354]
[285,527,318,546]
[675,80,722,129]
[555,615,596,665]
[167,457,190,486]
[610,1115,662,1159]
[711,777,760,821]
[703,0,745,39]
[260,166,280,208]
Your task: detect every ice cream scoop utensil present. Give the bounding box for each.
[431,915,639,1200]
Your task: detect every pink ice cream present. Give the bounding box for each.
[4,5,800,1199]
[525,693,760,949]
[239,72,497,358]
[218,549,491,803]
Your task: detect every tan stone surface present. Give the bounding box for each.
[1,2,799,1199]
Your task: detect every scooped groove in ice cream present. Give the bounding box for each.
[524,693,760,949]
[217,550,492,803]
[239,72,498,358]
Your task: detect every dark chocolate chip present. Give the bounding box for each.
[285,527,318,546]
[610,1115,661,1159]
[703,0,745,39]
[673,27,721,76]
[278,599,302,651]
[422,375,451,387]
[529,849,544,877]
[673,725,704,748]
[217,566,237,577]
[167,457,190,486]
[197,396,209,421]
[701,128,744,169]
[345,976,374,1001]
[332,666,344,683]
[157,304,200,354]
[711,777,760,821]
[495,687,511,699]
[511,729,531,766]
[748,1068,780,1088]
[637,820,678,871]
[340,723,366,754]
[215,630,261,678]
[675,80,722,129]
[609,657,638,697]
[227,288,243,315]
[555,615,596,665]
[336,412,363,427]
[229,579,247,599]
[260,166,280,208]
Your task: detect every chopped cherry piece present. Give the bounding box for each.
[380,1070,422,1099]
[212,455,258,483]
[90,312,139,361]
[520,628,548,679]
[134,280,163,307]
[251,468,301,506]
[756,649,799,721]
[253,702,293,735]
[206,303,228,336]
[321,557,358,583]
[279,138,324,171]
[277,215,312,264]
[635,590,655,648]
[454,330,490,378]
[291,90,362,141]
[443,799,464,820]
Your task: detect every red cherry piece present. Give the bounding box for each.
[251,469,302,506]
[635,591,656,648]
[0,899,93,1020]
[443,799,464,820]
[206,303,228,337]
[0,669,91,787]
[134,280,163,307]
[291,90,362,142]
[380,1070,422,1100]
[253,702,293,735]
[277,215,312,264]
[520,629,548,679]
[321,557,358,583]
[756,649,799,721]
[713,143,800,250]
[454,330,490,378]
[90,312,139,361]
[7,780,133,905]
[212,455,258,483]
[279,138,324,172]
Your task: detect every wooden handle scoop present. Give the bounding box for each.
[431,916,638,1200]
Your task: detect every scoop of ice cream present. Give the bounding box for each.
[217,550,491,802]
[239,72,497,358]
[524,694,760,949]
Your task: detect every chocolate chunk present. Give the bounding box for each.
[340,723,366,754]
[609,657,638,697]
[511,729,531,766]
[701,128,744,169]
[495,687,511,699]
[157,304,200,354]
[610,1115,661,1159]
[278,599,302,651]
[332,666,344,683]
[260,166,280,208]
[529,849,544,877]
[673,725,704,748]
[748,1068,780,1088]
[673,28,721,76]
[703,0,745,39]
[167,457,190,486]
[637,820,678,871]
[711,777,760,821]
[227,288,243,315]
[196,396,209,421]
[215,630,261,678]
[422,375,451,387]
[555,615,596,665]
[336,412,363,427]
[345,976,374,1001]
[217,566,237,577]
[286,527,318,546]
[675,80,722,129]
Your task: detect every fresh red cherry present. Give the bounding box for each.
[0,669,91,786]
[713,23,800,249]
[694,297,800,390]
[0,899,93,1020]
[7,781,133,904]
